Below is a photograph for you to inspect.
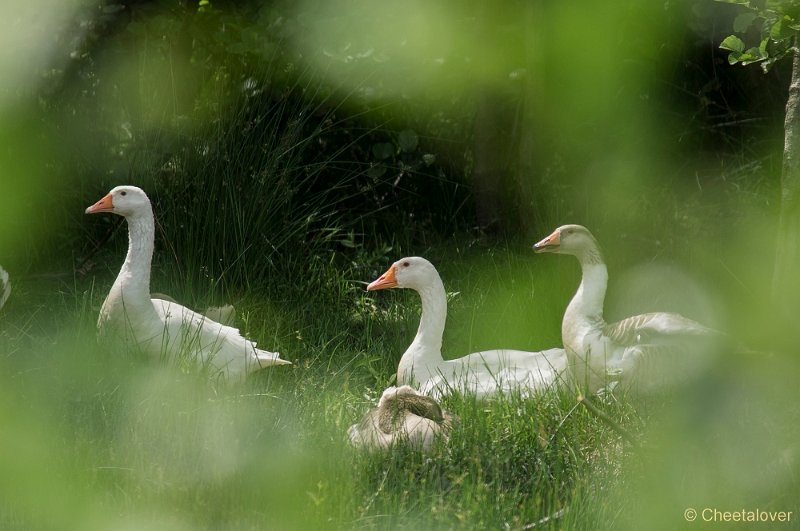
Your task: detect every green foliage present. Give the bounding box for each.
[717,0,800,71]
[720,34,746,54]
[1,1,798,528]
[733,11,759,32]
[397,129,419,153]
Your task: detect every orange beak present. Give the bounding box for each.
[533,229,561,253]
[367,264,398,291]
[85,193,114,214]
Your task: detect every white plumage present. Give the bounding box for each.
[367,257,568,399]
[534,224,720,393]
[151,292,236,326]
[86,186,289,383]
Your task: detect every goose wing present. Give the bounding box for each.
[604,312,716,346]
[151,299,288,380]
[421,348,568,399]
[602,313,720,391]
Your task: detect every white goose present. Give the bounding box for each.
[85,186,289,383]
[367,257,568,399]
[348,385,454,451]
[0,265,9,310]
[534,224,720,393]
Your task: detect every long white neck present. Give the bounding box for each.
[565,263,608,323]
[564,245,608,326]
[109,210,155,309]
[397,276,447,385]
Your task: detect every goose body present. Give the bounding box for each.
[348,385,454,451]
[367,257,567,399]
[86,186,289,383]
[534,224,719,393]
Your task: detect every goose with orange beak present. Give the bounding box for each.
[534,224,721,393]
[85,185,289,383]
[366,256,567,399]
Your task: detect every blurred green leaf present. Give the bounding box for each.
[770,15,796,41]
[372,142,395,160]
[733,12,758,33]
[398,129,418,153]
[367,163,387,178]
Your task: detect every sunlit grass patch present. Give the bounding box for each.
[2,230,799,530]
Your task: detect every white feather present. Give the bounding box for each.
[367,257,568,399]
[537,224,720,393]
[87,186,289,383]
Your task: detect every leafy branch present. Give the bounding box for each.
[717,0,800,71]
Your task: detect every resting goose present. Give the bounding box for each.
[0,265,9,310]
[348,385,454,451]
[367,257,567,399]
[534,224,720,393]
[85,186,289,383]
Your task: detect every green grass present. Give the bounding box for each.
[1,111,797,527]
[0,248,616,530]
[2,238,797,531]
[4,2,799,527]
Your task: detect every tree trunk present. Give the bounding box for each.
[773,47,800,314]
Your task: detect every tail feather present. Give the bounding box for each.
[255,349,291,367]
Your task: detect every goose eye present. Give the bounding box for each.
[120,191,127,196]
[402,261,410,267]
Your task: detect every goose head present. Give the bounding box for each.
[377,385,445,423]
[85,186,151,218]
[348,385,452,451]
[367,256,438,292]
[533,224,603,264]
